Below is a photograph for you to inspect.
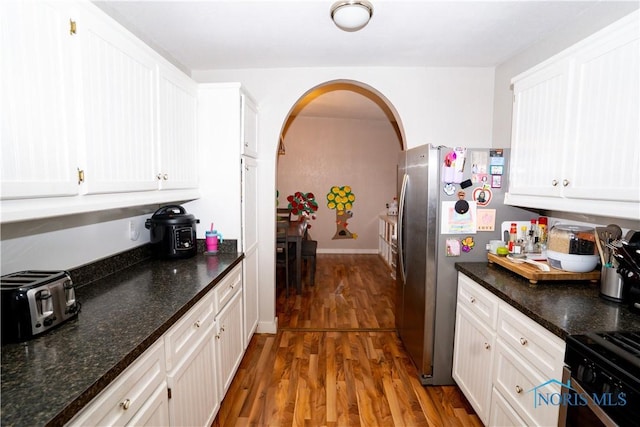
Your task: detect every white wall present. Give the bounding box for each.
[0,208,153,274]
[492,2,639,148]
[192,66,496,332]
[277,115,401,252]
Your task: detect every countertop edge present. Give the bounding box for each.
[46,254,244,427]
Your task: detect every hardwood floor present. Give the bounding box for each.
[212,254,481,426]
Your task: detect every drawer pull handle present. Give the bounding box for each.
[552,179,558,187]
[484,342,491,350]
[519,337,527,346]
[515,385,523,394]
[194,320,201,328]
[562,179,569,187]
[470,297,476,304]
[120,398,131,410]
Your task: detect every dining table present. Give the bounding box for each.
[280,218,308,294]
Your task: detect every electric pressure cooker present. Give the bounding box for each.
[145,205,200,259]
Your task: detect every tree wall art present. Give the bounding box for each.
[326,185,357,240]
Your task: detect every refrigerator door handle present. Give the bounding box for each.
[398,173,408,284]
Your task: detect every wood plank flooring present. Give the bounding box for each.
[212,254,481,426]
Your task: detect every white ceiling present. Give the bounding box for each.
[94,0,632,120]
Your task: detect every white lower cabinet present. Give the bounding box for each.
[165,286,218,427]
[452,274,498,425]
[68,264,248,426]
[167,331,219,427]
[67,339,168,426]
[489,387,526,427]
[453,273,565,427]
[216,289,245,395]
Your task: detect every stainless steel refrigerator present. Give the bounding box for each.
[396,143,531,385]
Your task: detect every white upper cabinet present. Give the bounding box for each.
[506,10,639,220]
[241,94,258,158]
[564,20,639,203]
[509,60,571,199]
[76,4,158,194]
[1,1,79,199]
[157,64,198,190]
[1,0,200,222]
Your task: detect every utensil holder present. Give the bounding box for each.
[600,265,625,302]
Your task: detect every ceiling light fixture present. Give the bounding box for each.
[330,1,373,32]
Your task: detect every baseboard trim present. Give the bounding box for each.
[317,249,379,254]
[257,317,278,334]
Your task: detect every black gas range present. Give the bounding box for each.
[562,331,640,427]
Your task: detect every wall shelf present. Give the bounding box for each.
[378,214,397,278]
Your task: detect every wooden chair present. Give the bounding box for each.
[276,220,294,296]
[276,208,291,222]
[301,238,317,286]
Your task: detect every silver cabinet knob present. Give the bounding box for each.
[551,179,558,187]
[515,385,523,394]
[157,173,162,180]
[484,342,491,350]
[163,173,168,180]
[194,320,201,328]
[562,179,569,187]
[519,337,528,346]
[120,398,131,410]
[470,296,476,304]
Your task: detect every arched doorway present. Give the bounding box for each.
[275,80,405,295]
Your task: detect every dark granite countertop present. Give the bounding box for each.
[1,251,243,427]
[456,262,640,339]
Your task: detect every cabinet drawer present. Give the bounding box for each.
[67,339,166,427]
[493,339,560,427]
[214,264,242,313]
[497,303,565,379]
[489,387,527,427]
[457,273,499,329]
[164,292,215,372]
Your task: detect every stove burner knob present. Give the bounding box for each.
[577,364,586,381]
[611,382,624,405]
[583,365,597,384]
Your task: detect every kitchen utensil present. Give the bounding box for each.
[507,255,551,271]
[595,231,607,266]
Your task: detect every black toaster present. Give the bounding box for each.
[1,270,80,344]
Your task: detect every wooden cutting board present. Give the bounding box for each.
[487,253,600,285]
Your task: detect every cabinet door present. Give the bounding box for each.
[157,64,198,190]
[240,94,258,158]
[216,290,244,395]
[243,248,259,348]
[167,331,220,427]
[452,304,495,425]
[77,6,157,194]
[242,157,258,252]
[1,1,79,199]
[509,60,570,198]
[564,17,640,203]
